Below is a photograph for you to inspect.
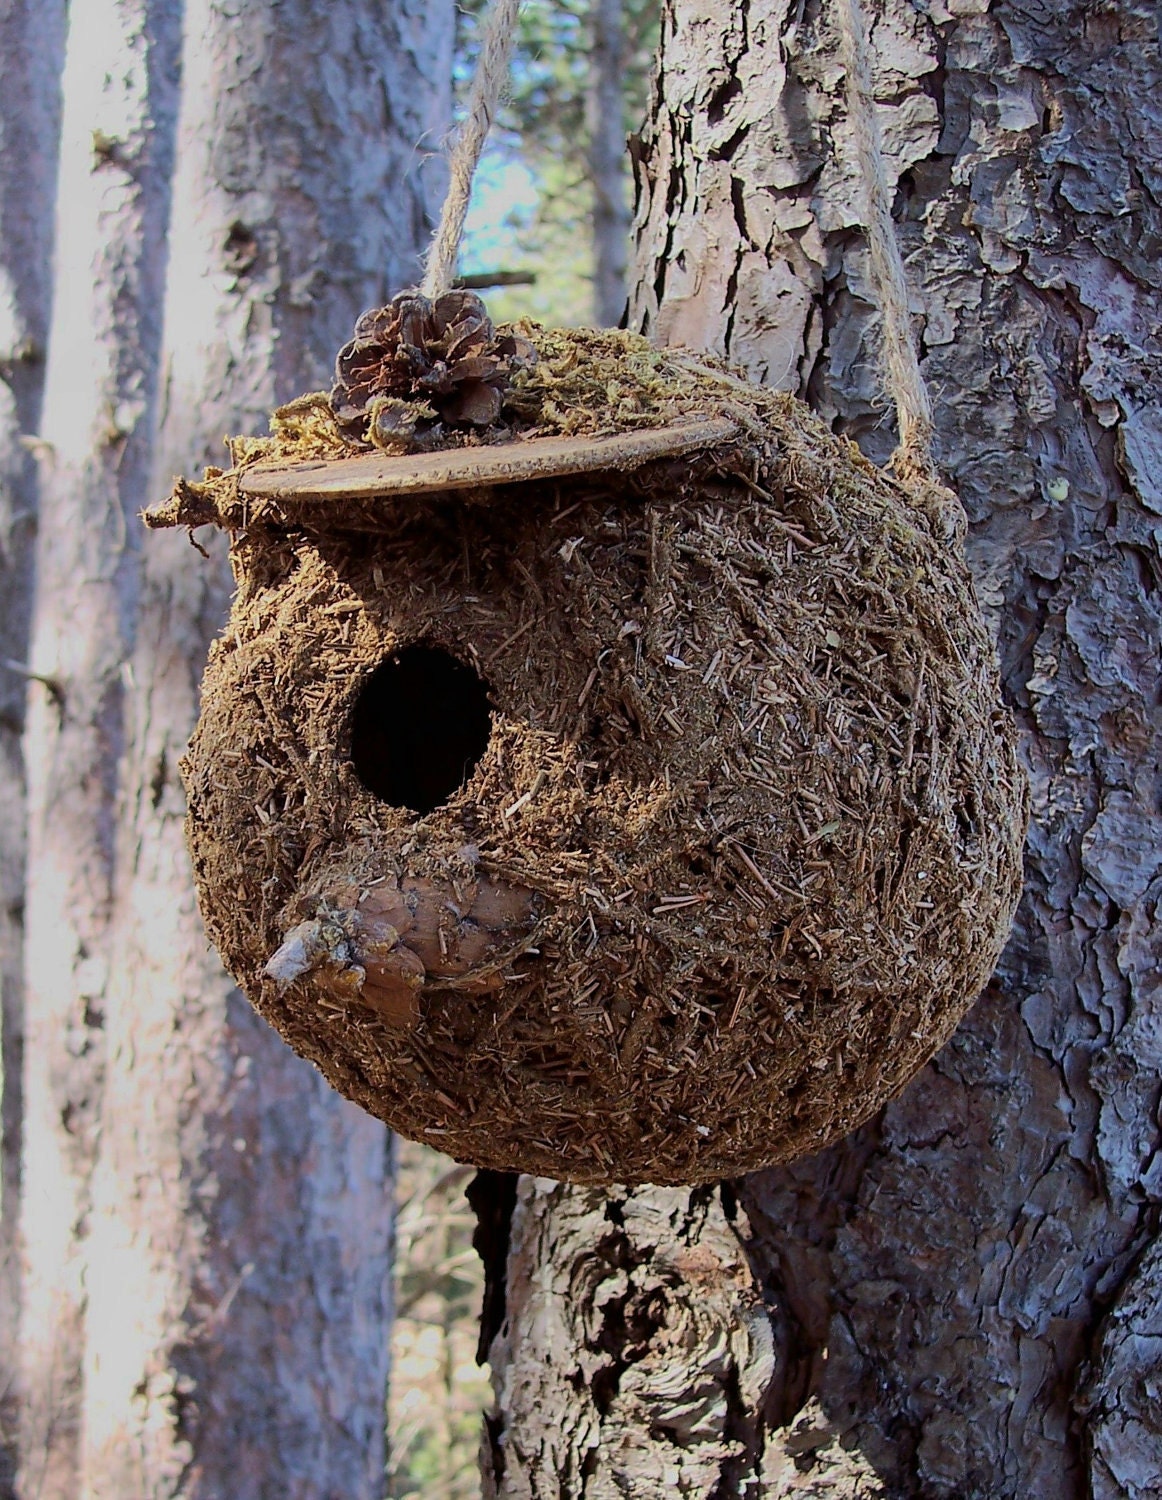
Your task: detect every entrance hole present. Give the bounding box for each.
[350,645,492,814]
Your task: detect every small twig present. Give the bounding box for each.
[454,269,537,290]
[726,840,782,905]
[3,659,64,707]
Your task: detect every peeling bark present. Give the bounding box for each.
[483,1181,777,1497]
[75,2,453,1496]
[0,3,66,1492]
[1080,1234,1162,1500]
[490,1,1162,1496]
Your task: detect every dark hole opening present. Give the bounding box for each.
[350,645,492,814]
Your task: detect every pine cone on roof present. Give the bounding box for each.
[330,288,536,450]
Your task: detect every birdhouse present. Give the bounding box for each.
[146,293,1027,1185]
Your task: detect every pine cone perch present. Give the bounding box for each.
[330,289,536,450]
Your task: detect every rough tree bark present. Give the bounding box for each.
[0,4,67,1493]
[17,1,454,1497]
[586,0,632,326]
[485,2,1162,1497]
[483,1180,778,1496]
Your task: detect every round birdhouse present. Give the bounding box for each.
[146,294,1027,1186]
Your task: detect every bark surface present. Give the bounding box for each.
[488,2,1162,1496]
[0,3,66,1493]
[78,4,451,1494]
[483,1179,780,1498]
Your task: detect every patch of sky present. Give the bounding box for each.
[458,141,593,327]
[460,146,539,279]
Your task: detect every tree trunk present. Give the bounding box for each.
[18,2,454,1496]
[0,3,67,1492]
[486,2,1162,1496]
[482,1179,778,1497]
[16,6,184,1492]
[79,4,452,1492]
[586,0,631,327]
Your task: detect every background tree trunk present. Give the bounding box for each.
[486,2,1162,1496]
[17,6,184,1492]
[17,1,454,1496]
[0,3,67,1492]
[78,4,453,1492]
[586,0,632,327]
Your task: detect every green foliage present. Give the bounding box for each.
[456,0,660,326]
[458,0,658,158]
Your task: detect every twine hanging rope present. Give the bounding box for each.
[833,0,935,480]
[421,0,523,300]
